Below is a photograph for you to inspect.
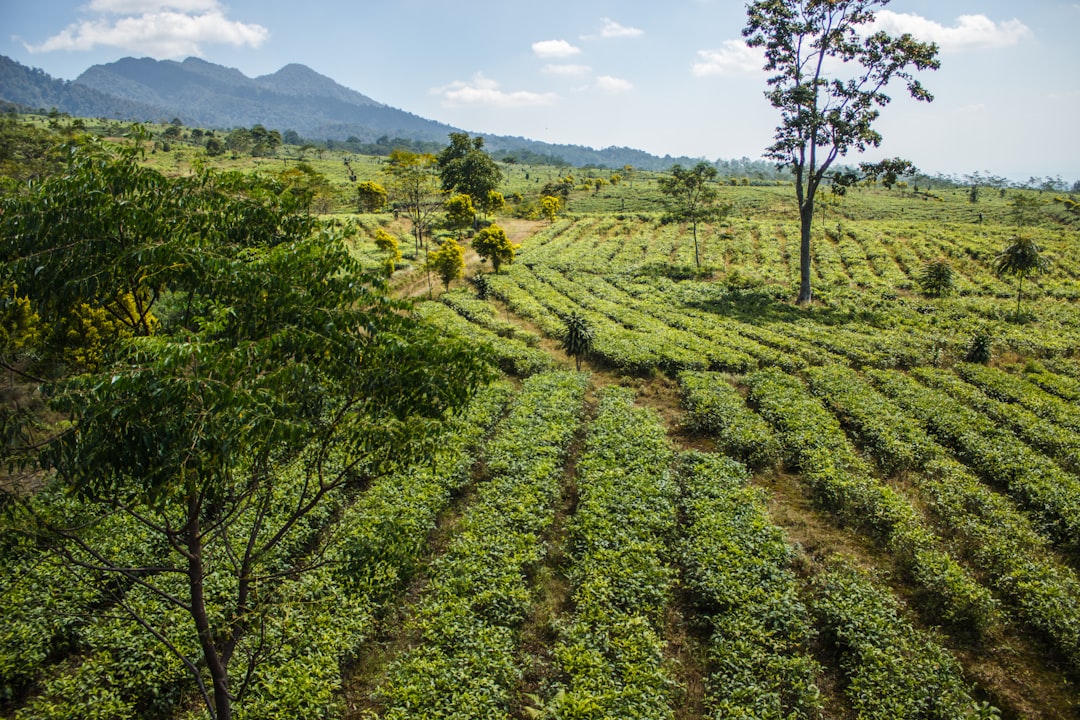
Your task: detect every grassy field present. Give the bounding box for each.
[4,115,1080,719]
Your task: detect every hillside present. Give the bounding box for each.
[0,54,704,169]
[3,112,1080,718]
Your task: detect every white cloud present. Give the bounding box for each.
[598,18,644,39]
[25,1,267,57]
[595,75,633,94]
[532,39,581,59]
[434,73,557,108]
[871,11,1033,51]
[692,40,764,77]
[542,63,592,77]
[88,0,220,12]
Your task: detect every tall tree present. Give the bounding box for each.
[437,133,503,216]
[383,149,441,254]
[658,162,729,268]
[0,137,492,720]
[743,0,939,303]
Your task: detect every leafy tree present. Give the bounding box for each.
[995,236,1051,316]
[356,180,388,213]
[541,176,575,204]
[444,193,476,237]
[541,195,562,223]
[658,162,730,268]
[0,137,492,720]
[201,135,223,156]
[472,223,519,273]
[859,157,917,190]
[425,238,465,292]
[743,0,940,303]
[374,227,402,275]
[560,311,593,371]
[383,149,441,254]
[918,258,955,297]
[484,189,506,217]
[437,132,503,215]
[276,162,334,213]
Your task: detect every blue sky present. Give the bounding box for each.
[3,1,1078,180]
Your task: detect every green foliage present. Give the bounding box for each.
[658,162,728,268]
[964,332,993,364]
[677,452,822,718]
[472,223,518,273]
[870,368,1080,550]
[811,558,983,720]
[678,370,781,469]
[373,226,402,275]
[547,387,678,719]
[436,132,503,214]
[747,367,998,628]
[377,372,587,719]
[995,235,1051,315]
[540,195,562,222]
[918,257,955,297]
[383,149,440,252]
[0,137,492,720]
[743,0,939,302]
[559,311,593,371]
[443,193,476,236]
[356,179,387,213]
[425,238,465,291]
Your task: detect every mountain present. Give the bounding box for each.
[0,55,704,169]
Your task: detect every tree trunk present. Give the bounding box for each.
[1016,272,1025,316]
[692,221,700,269]
[797,201,814,304]
[186,486,231,720]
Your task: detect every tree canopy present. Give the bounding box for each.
[658,162,730,268]
[437,133,503,216]
[743,0,940,303]
[0,133,492,720]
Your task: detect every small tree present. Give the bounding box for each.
[540,195,562,223]
[426,238,465,292]
[374,227,402,275]
[995,237,1050,317]
[560,312,593,371]
[444,193,476,237]
[918,258,954,297]
[384,149,441,254]
[483,190,506,218]
[658,162,729,268]
[472,223,519,273]
[357,180,388,213]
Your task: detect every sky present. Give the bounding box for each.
[2,1,1078,181]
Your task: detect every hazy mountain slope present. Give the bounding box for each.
[1,54,704,168]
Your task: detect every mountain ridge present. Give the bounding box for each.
[0,54,704,169]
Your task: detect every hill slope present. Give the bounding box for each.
[0,54,702,169]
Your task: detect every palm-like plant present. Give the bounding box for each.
[560,311,593,371]
[994,236,1050,316]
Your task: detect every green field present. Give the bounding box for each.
[3,114,1080,719]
